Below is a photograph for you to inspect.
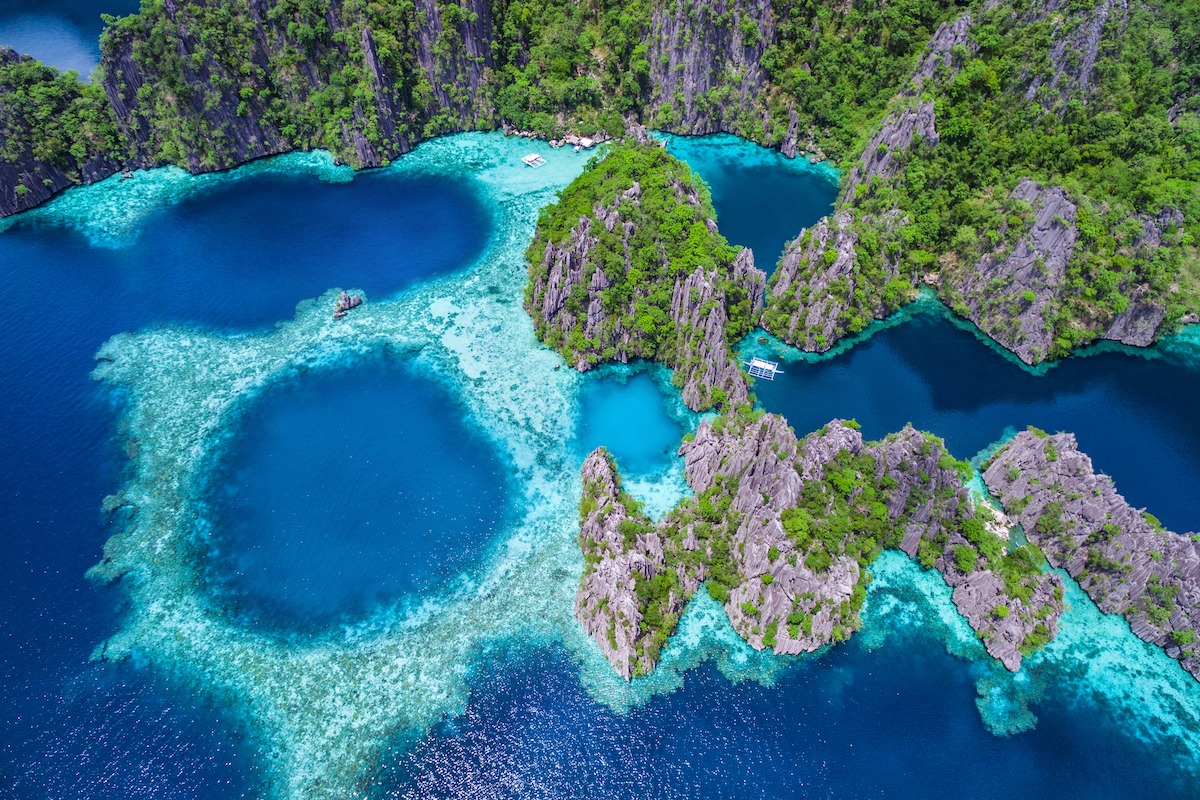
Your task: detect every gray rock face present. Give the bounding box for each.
[910,14,975,89]
[0,47,123,216]
[942,178,1078,365]
[766,212,862,351]
[528,175,765,412]
[984,430,1200,680]
[576,449,679,680]
[576,414,1065,679]
[765,208,908,353]
[1024,0,1129,113]
[648,0,775,136]
[1100,208,1186,347]
[98,0,496,175]
[843,101,938,199]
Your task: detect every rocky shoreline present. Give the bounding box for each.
[984,429,1200,679]
[576,412,1064,679]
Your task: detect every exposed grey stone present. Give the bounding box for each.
[984,430,1200,680]
[942,178,1078,365]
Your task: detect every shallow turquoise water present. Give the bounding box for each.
[1,130,1198,800]
[576,367,687,477]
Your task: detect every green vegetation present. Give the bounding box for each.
[833,0,1200,355]
[0,54,122,189]
[525,144,754,410]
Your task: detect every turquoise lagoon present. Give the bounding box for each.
[0,131,1198,799]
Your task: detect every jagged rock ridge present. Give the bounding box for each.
[525,145,763,412]
[577,413,1065,678]
[984,429,1200,679]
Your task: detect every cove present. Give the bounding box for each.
[750,304,1200,534]
[662,133,838,273]
[0,168,490,331]
[202,353,512,629]
[576,366,688,477]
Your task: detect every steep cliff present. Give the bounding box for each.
[0,47,123,216]
[576,448,683,679]
[97,0,496,173]
[576,411,1064,678]
[984,429,1200,680]
[2,0,962,216]
[645,0,774,137]
[763,0,1198,363]
[525,145,764,411]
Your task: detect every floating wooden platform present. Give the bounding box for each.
[521,153,547,168]
[745,357,782,380]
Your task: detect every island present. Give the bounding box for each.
[522,140,1200,681]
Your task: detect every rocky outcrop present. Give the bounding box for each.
[1024,0,1130,113]
[0,47,122,216]
[764,212,863,351]
[647,0,775,136]
[910,13,974,89]
[942,178,1078,365]
[843,101,938,199]
[526,147,765,412]
[764,208,910,353]
[576,413,1065,679]
[984,430,1200,680]
[576,449,682,680]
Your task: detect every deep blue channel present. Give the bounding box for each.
[752,310,1200,535]
[0,168,490,796]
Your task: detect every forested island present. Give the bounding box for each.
[524,141,1200,680]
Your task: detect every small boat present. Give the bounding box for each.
[521,153,547,168]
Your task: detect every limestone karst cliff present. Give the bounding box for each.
[525,144,764,411]
[984,429,1200,680]
[576,412,1065,679]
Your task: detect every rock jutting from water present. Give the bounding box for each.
[575,410,1064,679]
[525,144,764,412]
[983,429,1200,680]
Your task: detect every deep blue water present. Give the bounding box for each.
[664,135,838,273]
[752,310,1200,534]
[0,0,139,75]
[383,624,1186,799]
[576,369,684,476]
[205,354,511,629]
[0,170,489,794]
